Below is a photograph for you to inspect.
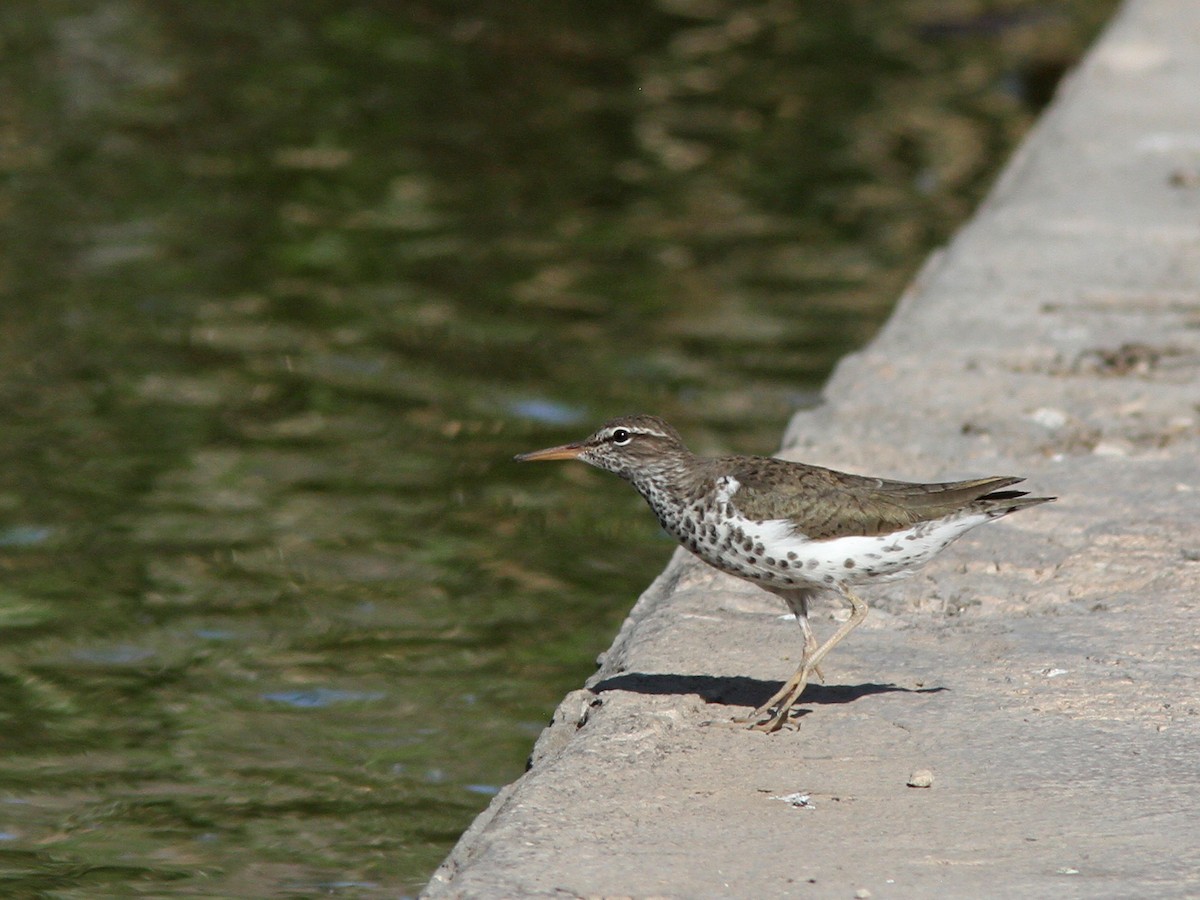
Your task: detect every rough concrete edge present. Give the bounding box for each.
[425,553,692,886]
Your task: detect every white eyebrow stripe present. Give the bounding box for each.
[602,427,665,440]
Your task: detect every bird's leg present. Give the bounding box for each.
[731,588,820,728]
[748,586,869,732]
[783,589,824,681]
[796,611,824,684]
[723,589,817,731]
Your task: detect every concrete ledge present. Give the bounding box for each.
[427,0,1200,895]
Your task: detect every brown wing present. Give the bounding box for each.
[725,456,1026,540]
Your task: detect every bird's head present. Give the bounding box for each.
[515,414,692,485]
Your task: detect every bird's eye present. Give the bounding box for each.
[610,428,632,446]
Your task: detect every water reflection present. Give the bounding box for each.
[0,1,1113,895]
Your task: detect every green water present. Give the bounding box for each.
[0,1,1113,896]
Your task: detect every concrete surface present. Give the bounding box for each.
[426,0,1200,896]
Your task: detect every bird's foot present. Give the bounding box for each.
[703,707,798,733]
[701,664,811,733]
[739,669,811,732]
[745,705,798,733]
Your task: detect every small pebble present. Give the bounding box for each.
[907,768,934,788]
[854,889,872,899]
[771,792,814,808]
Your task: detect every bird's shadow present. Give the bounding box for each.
[592,671,946,711]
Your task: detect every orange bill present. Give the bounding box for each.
[514,443,585,462]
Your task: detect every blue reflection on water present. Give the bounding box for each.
[261,687,387,707]
[0,526,54,547]
[193,628,237,641]
[507,399,588,426]
[465,784,501,796]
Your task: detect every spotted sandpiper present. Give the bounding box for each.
[516,414,1054,732]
